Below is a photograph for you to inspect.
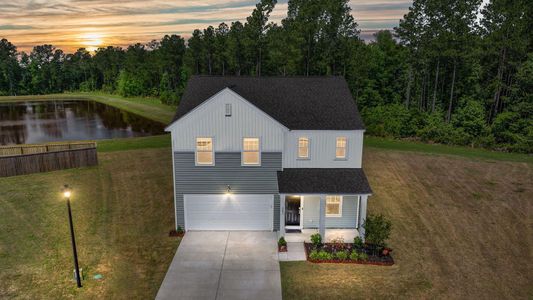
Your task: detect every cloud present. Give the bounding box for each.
[0,25,34,30]
[2,0,412,53]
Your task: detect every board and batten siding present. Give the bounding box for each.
[174,152,282,231]
[283,130,364,168]
[302,195,359,228]
[167,88,287,152]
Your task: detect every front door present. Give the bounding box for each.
[285,196,301,228]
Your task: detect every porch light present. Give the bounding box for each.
[225,185,232,195]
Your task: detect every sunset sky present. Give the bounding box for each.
[0,0,412,53]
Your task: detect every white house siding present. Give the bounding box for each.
[283,130,364,168]
[302,195,359,228]
[168,89,286,152]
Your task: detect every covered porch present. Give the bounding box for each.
[277,168,372,241]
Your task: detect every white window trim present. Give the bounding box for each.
[241,137,261,166]
[297,137,310,160]
[325,195,343,217]
[195,137,215,166]
[335,136,348,160]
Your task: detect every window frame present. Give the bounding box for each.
[297,137,310,159]
[195,137,215,166]
[241,137,261,166]
[325,195,343,217]
[335,136,348,160]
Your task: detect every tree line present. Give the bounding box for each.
[0,0,531,153]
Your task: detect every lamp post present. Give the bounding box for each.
[62,185,82,288]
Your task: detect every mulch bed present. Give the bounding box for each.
[304,242,394,266]
[168,230,185,237]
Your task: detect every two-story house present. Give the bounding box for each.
[165,76,372,241]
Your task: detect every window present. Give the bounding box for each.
[242,138,260,165]
[196,137,213,165]
[298,137,309,158]
[335,137,347,159]
[225,103,232,117]
[326,196,342,217]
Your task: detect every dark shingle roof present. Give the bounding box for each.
[277,168,372,194]
[172,76,365,130]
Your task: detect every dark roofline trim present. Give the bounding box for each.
[280,193,373,195]
[165,86,289,131]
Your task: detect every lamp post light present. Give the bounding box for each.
[62,185,82,288]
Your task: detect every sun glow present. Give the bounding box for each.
[80,32,104,51]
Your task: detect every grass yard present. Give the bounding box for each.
[281,149,532,299]
[0,148,179,299]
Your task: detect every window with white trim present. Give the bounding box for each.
[196,137,213,165]
[335,137,347,159]
[326,195,342,217]
[297,137,309,158]
[242,137,260,165]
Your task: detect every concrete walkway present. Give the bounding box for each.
[156,231,282,300]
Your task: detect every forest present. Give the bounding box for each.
[0,0,531,153]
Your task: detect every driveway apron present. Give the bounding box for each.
[156,231,282,300]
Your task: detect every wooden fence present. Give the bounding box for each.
[0,142,98,177]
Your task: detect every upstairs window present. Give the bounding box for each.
[242,137,260,165]
[225,103,232,117]
[196,137,214,165]
[326,196,342,217]
[298,137,309,159]
[335,137,347,159]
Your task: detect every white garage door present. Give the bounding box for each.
[184,194,273,231]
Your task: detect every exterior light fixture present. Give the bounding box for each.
[61,184,82,288]
[226,185,232,195]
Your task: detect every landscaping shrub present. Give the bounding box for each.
[176,226,184,234]
[363,214,392,247]
[349,251,359,261]
[310,233,322,248]
[330,237,345,251]
[309,250,320,260]
[335,250,349,260]
[359,252,369,261]
[316,250,333,260]
[353,236,364,249]
[278,236,287,247]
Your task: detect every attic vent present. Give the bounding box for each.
[225,103,232,117]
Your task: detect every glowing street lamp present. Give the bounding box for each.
[62,185,82,288]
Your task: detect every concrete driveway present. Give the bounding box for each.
[156,231,282,300]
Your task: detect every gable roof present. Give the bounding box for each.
[171,76,365,130]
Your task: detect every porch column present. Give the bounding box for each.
[358,195,368,241]
[318,194,326,238]
[279,194,285,236]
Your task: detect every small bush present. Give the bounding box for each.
[335,250,349,260]
[309,250,320,260]
[176,226,184,234]
[359,252,369,261]
[363,214,392,247]
[310,233,322,248]
[316,250,333,260]
[353,236,364,249]
[278,237,287,247]
[349,251,359,260]
[330,237,345,250]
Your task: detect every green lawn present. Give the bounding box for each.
[365,136,532,163]
[0,148,179,299]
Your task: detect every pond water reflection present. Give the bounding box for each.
[0,100,166,145]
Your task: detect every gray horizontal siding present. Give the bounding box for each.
[174,152,282,230]
[302,195,358,229]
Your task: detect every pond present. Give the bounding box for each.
[0,100,166,145]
